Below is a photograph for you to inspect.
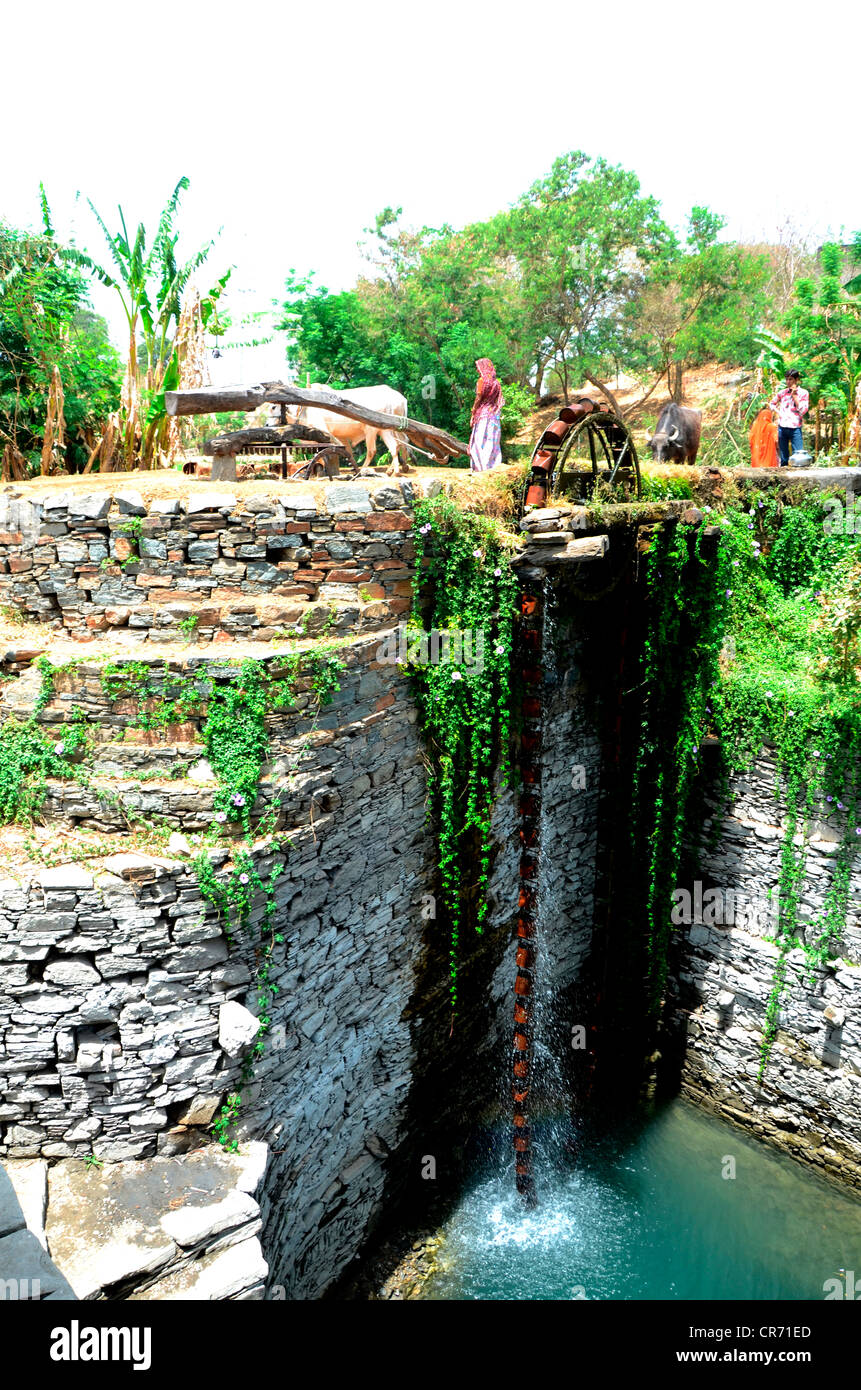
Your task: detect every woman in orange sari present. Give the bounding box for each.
[749,407,778,468]
[469,358,504,471]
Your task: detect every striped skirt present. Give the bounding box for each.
[469,412,502,471]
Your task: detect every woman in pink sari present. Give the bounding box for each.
[469,358,504,471]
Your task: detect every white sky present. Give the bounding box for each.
[4,0,858,382]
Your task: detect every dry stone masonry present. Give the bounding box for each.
[0,635,433,1166]
[672,749,861,1188]
[0,478,446,643]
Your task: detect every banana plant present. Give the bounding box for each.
[64,177,222,467]
[142,268,233,463]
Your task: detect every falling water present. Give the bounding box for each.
[510,574,577,1204]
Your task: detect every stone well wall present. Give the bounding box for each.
[0,614,569,1296]
[669,749,861,1189]
[22,478,861,1294]
[0,635,432,1165]
[0,478,446,642]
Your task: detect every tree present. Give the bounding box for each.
[280,155,771,446]
[280,158,671,441]
[0,202,121,476]
[280,220,521,442]
[281,273,393,386]
[629,207,770,404]
[484,152,674,402]
[743,217,818,320]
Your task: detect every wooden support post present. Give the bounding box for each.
[210,455,237,482]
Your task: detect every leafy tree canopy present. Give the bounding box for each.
[280,152,779,437]
[0,205,121,471]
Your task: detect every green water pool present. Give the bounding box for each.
[420,1098,861,1300]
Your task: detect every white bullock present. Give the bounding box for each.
[285,384,413,475]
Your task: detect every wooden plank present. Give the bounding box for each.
[166,381,469,458]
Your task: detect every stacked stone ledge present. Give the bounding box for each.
[0,634,408,836]
[0,477,449,642]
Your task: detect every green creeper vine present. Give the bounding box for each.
[630,512,732,1014]
[185,647,343,1146]
[696,493,861,1078]
[7,645,344,1150]
[0,711,91,824]
[631,489,861,1081]
[194,849,287,1150]
[410,494,519,1012]
[97,649,345,834]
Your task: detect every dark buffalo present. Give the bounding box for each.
[646,403,702,465]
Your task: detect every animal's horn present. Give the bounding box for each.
[668,426,680,441]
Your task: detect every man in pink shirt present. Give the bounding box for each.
[770,369,810,466]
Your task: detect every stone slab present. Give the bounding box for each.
[45,1147,263,1298]
[0,1228,77,1300]
[129,1235,267,1301]
[160,1189,260,1248]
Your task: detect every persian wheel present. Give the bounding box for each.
[551,412,641,503]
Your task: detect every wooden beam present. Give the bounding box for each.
[165,381,469,459]
[203,424,334,457]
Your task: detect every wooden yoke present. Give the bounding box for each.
[165,381,469,464]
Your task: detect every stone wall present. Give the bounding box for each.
[0,635,432,1166]
[2,638,403,836]
[669,749,861,1189]
[0,614,549,1296]
[0,855,249,1161]
[537,619,603,994]
[0,479,654,1297]
[0,478,445,642]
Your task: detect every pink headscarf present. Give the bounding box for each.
[471,358,503,423]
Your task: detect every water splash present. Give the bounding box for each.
[422,1099,861,1300]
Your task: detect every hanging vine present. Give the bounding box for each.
[628,487,861,1082]
[707,492,861,1078]
[409,494,519,1012]
[630,514,731,1014]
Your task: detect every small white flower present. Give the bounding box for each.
[451,671,462,681]
[472,548,482,559]
[54,742,65,755]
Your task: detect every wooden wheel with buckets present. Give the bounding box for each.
[519,397,641,517]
